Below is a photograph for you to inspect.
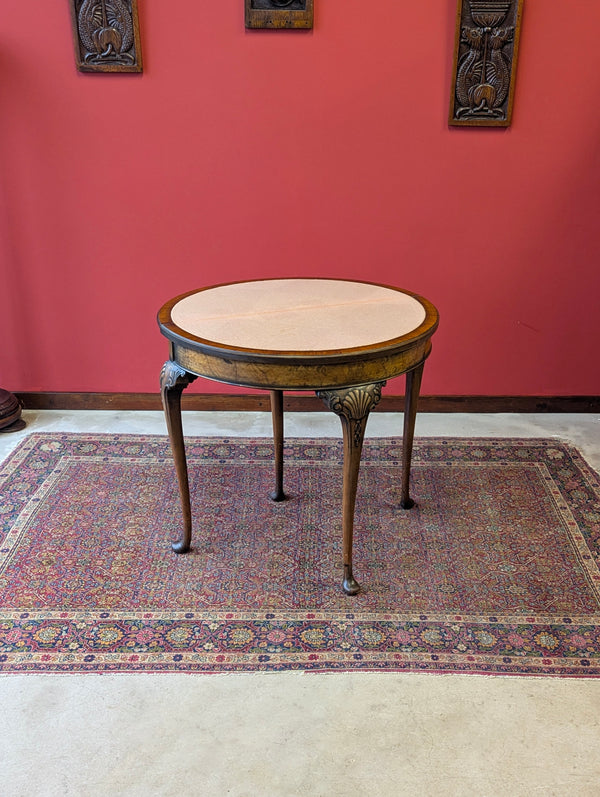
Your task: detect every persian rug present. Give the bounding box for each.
[1,433,600,676]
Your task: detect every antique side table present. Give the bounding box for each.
[158,278,439,595]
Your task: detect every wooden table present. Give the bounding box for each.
[158,278,439,595]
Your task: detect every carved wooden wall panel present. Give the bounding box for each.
[245,0,314,29]
[69,0,143,73]
[449,0,523,127]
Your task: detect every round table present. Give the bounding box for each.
[158,278,439,595]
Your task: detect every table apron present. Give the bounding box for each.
[171,340,432,391]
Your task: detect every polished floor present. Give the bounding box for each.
[1,410,600,796]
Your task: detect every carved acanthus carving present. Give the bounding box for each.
[160,361,197,392]
[449,0,523,127]
[69,0,143,73]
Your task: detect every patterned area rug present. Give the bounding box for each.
[1,433,600,676]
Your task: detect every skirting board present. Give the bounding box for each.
[14,393,600,413]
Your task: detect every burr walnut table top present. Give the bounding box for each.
[158,278,439,391]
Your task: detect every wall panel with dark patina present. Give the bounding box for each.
[69,0,143,73]
[449,0,523,126]
[245,0,314,29]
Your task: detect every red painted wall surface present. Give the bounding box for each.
[1,1,599,396]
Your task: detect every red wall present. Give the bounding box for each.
[2,1,599,396]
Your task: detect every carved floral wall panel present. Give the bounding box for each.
[449,0,523,126]
[69,0,143,73]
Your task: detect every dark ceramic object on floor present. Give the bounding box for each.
[0,389,25,433]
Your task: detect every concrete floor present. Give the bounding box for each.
[1,410,600,796]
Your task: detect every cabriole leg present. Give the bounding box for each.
[401,361,424,509]
[317,382,385,595]
[269,389,286,502]
[160,360,197,553]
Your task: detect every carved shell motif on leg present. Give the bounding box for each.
[319,384,384,422]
